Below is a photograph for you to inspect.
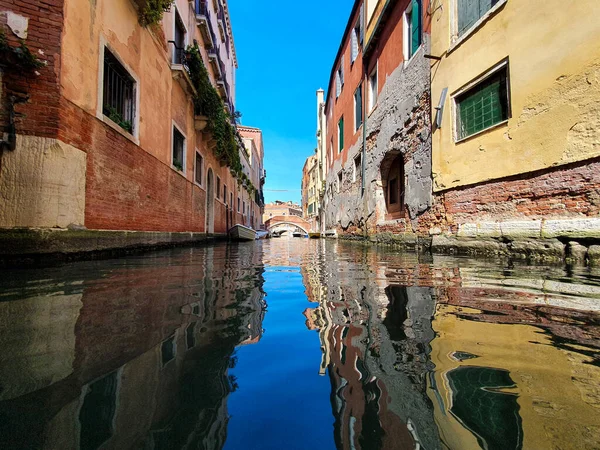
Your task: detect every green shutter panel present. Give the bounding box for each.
[411,0,421,55]
[458,0,480,36]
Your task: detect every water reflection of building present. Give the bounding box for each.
[302,242,600,450]
[303,245,442,450]
[0,243,266,450]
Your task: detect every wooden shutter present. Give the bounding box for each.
[411,0,421,55]
[458,0,480,36]
[336,71,341,97]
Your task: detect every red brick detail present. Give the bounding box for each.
[58,99,210,232]
[443,158,600,223]
[1,0,64,138]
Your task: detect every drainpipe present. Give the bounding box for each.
[361,65,368,237]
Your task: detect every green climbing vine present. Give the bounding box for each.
[140,0,175,27]
[185,44,243,176]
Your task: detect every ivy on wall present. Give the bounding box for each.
[140,0,175,27]
[0,29,44,71]
[186,44,244,178]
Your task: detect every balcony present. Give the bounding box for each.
[168,41,197,96]
[194,0,214,49]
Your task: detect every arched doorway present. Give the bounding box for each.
[381,154,404,220]
[206,168,215,233]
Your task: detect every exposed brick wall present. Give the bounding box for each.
[1,0,63,138]
[376,157,600,236]
[443,157,600,223]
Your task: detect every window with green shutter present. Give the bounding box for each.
[405,0,422,59]
[458,0,501,37]
[338,117,344,152]
[456,66,509,140]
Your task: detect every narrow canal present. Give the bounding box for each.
[1,238,599,449]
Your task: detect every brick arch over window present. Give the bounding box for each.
[380,152,405,219]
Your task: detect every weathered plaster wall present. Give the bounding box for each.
[324,40,432,234]
[431,0,600,191]
[0,135,86,228]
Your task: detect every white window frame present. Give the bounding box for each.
[96,37,141,144]
[451,59,511,143]
[171,121,187,173]
[194,150,204,187]
[403,3,415,62]
[368,63,378,114]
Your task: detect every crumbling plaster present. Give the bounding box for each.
[324,39,432,234]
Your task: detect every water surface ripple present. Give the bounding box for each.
[1,238,599,449]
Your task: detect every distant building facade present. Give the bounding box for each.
[239,126,266,230]
[301,154,319,231]
[262,201,302,224]
[0,0,260,235]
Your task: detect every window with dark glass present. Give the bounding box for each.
[354,86,362,131]
[172,127,185,171]
[103,47,135,134]
[338,117,344,152]
[173,10,186,64]
[223,185,227,204]
[216,177,221,199]
[195,152,203,184]
[456,65,509,140]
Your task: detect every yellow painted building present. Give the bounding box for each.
[430,0,600,191]
[428,304,600,449]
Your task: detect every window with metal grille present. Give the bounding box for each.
[456,66,509,140]
[173,127,185,171]
[458,0,501,37]
[195,152,203,184]
[103,47,135,134]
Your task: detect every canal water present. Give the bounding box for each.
[1,238,599,450]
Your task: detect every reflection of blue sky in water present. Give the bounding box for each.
[225,267,336,450]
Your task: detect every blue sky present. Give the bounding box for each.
[229,0,352,204]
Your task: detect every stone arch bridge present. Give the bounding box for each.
[265,215,310,235]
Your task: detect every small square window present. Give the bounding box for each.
[195,152,203,184]
[455,64,510,140]
[172,126,185,172]
[102,47,136,134]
